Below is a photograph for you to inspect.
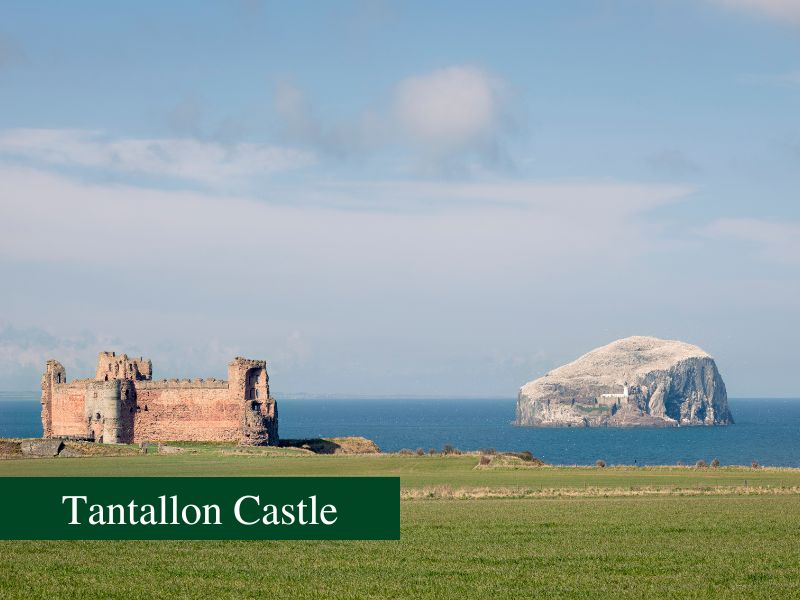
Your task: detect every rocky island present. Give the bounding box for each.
[516,336,733,427]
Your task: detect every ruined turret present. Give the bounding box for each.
[95,351,152,381]
[228,357,279,446]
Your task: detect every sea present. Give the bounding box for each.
[2,393,799,466]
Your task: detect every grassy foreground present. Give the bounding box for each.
[1,451,799,599]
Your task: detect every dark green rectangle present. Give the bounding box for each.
[0,477,399,540]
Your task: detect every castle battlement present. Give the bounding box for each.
[41,351,278,446]
[136,379,229,390]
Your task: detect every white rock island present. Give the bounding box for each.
[516,336,733,427]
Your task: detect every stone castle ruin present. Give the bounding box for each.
[41,352,278,445]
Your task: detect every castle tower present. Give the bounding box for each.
[40,360,66,438]
[95,351,152,381]
[228,357,278,446]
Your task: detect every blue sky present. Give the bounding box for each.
[0,0,798,396]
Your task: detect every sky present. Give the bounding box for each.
[0,0,799,397]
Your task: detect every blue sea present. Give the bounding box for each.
[2,393,799,466]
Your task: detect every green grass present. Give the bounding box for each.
[2,496,798,599]
[1,453,799,598]
[1,453,797,490]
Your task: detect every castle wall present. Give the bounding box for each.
[133,381,241,443]
[47,380,245,443]
[50,381,91,437]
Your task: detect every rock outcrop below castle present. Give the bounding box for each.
[41,352,278,445]
[515,336,733,427]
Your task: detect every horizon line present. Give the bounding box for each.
[0,391,799,401]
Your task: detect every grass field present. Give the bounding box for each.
[1,451,799,599]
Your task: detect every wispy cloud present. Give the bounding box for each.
[274,65,518,174]
[0,129,315,186]
[0,324,123,389]
[702,217,800,264]
[273,81,384,158]
[711,0,800,26]
[0,163,692,268]
[303,179,691,212]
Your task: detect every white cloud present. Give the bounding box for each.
[0,128,314,186]
[712,0,800,26]
[0,164,690,270]
[703,217,800,264]
[273,65,515,172]
[393,66,509,156]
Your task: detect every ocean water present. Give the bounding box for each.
[2,393,799,466]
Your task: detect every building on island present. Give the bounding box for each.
[41,352,278,445]
[600,383,629,401]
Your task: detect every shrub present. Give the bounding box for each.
[442,444,461,455]
[479,448,497,455]
[498,450,545,465]
[595,459,606,468]
[752,460,760,469]
[398,448,413,456]
[711,457,720,468]
[695,459,707,468]
[415,448,425,456]
[428,448,437,456]
[676,460,685,467]
[478,455,492,466]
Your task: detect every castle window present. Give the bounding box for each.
[255,389,259,399]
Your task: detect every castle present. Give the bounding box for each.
[41,352,278,445]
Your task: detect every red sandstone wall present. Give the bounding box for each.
[133,384,240,442]
[50,382,89,437]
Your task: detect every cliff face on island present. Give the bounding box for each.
[516,336,733,427]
